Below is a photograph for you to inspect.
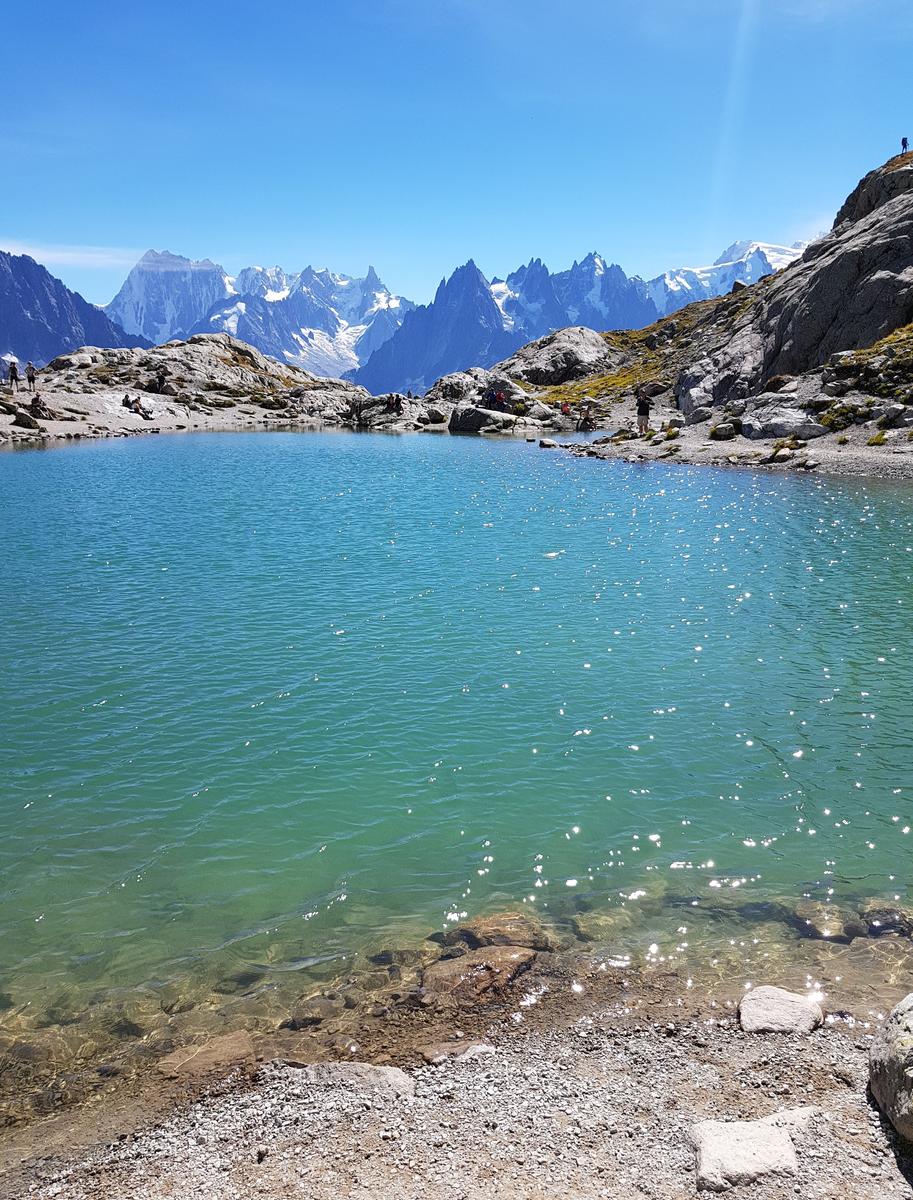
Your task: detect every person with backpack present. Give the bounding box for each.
[7,360,20,392]
[903,137,910,154]
[25,362,36,391]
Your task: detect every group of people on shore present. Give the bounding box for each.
[5,360,37,392]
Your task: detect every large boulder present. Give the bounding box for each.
[449,405,519,434]
[423,367,528,411]
[740,400,827,440]
[497,327,620,386]
[870,993,913,1139]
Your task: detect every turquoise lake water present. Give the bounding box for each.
[1,431,912,1055]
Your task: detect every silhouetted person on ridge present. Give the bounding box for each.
[903,137,909,154]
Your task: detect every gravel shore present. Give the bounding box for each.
[5,949,913,1200]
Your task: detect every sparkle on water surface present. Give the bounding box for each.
[1,430,912,1021]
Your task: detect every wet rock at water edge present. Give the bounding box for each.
[279,994,346,1030]
[421,945,536,1008]
[738,986,823,1034]
[869,993,913,1139]
[155,1030,256,1079]
[442,910,558,952]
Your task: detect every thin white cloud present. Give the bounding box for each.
[0,239,141,270]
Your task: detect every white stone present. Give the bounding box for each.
[691,1118,796,1191]
[739,986,823,1034]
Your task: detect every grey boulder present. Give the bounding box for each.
[870,993,913,1138]
[738,986,823,1034]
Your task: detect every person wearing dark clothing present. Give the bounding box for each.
[635,388,652,435]
[904,137,910,154]
[7,361,20,392]
[25,362,36,391]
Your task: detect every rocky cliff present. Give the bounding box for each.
[424,154,913,449]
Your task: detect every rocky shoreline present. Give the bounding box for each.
[6,896,913,1197]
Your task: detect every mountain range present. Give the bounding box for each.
[106,253,414,380]
[2,239,805,384]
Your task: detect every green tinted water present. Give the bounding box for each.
[1,433,912,1089]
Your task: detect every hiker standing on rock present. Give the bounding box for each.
[903,137,910,154]
[25,362,36,391]
[7,360,20,392]
[635,387,652,435]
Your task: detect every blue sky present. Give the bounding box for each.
[3,0,910,305]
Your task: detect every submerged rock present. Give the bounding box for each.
[860,899,913,937]
[790,900,867,943]
[155,1030,256,1079]
[421,946,535,1008]
[442,910,558,952]
[280,994,346,1030]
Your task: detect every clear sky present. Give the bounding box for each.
[3,0,910,305]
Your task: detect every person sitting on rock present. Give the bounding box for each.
[560,401,571,418]
[577,402,595,432]
[635,387,652,435]
[25,362,36,391]
[129,396,154,420]
[29,392,54,420]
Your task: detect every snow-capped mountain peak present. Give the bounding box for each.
[646,239,807,316]
[106,250,235,344]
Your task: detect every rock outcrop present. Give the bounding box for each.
[498,326,622,386]
[676,154,913,412]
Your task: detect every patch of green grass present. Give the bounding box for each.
[837,435,849,445]
[867,430,887,446]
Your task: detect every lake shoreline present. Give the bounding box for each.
[5,939,913,1199]
[5,390,913,483]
